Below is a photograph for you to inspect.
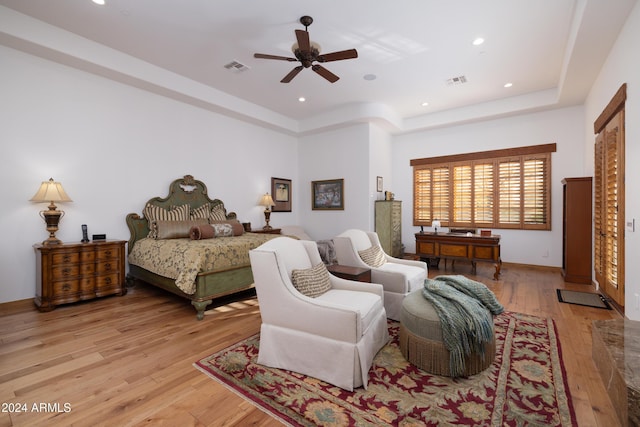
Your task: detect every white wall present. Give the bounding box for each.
[298,124,371,240]
[0,45,298,304]
[584,1,640,320]
[368,123,394,224]
[392,106,586,267]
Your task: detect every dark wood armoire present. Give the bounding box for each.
[562,177,592,284]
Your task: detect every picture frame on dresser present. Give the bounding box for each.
[312,179,344,210]
[271,177,291,212]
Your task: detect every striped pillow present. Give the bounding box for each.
[144,204,190,238]
[190,203,211,220]
[209,204,227,222]
[291,263,332,298]
[358,245,386,268]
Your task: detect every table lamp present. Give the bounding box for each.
[432,219,441,234]
[259,193,275,230]
[30,178,72,245]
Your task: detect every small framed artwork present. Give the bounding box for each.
[312,179,344,210]
[376,176,383,192]
[271,177,291,212]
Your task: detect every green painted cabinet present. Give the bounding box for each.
[375,200,402,257]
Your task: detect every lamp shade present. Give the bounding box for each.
[30,178,72,203]
[259,193,275,208]
[431,219,441,229]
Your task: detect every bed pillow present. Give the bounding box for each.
[209,204,228,222]
[291,263,332,298]
[190,203,211,220]
[210,219,244,236]
[144,204,191,238]
[190,223,235,239]
[153,219,209,239]
[358,245,386,268]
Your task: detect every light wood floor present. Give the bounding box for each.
[0,263,623,426]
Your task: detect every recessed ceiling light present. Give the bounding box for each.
[472,38,485,46]
[298,97,306,102]
[421,102,429,107]
[92,0,105,5]
[504,82,513,88]
[363,74,377,81]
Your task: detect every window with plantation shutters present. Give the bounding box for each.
[411,144,555,230]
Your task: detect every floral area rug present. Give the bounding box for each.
[194,312,577,426]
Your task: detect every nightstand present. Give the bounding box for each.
[326,264,371,283]
[34,240,127,311]
[250,228,281,235]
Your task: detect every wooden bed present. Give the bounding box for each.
[125,175,276,320]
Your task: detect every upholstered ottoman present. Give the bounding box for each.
[399,289,496,377]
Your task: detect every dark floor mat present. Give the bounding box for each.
[556,289,611,309]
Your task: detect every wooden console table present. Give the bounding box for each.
[415,232,502,279]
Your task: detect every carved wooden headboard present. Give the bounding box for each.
[125,175,237,253]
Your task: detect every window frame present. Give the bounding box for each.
[411,144,556,231]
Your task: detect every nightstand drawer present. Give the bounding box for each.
[96,260,120,274]
[52,263,95,279]
[52,279,81,296]
[80,251,96,263]
[95,274,122,296]
[52,252,80,265]
[96,247,119,260]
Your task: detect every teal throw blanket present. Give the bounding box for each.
[422,275,504,377]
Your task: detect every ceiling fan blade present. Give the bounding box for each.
[317,49,358,63]
[312,64,339,83]
[281,66,304,83]
[295,29,310,52]
[254,53,297,61]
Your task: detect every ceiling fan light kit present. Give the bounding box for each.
[254,15,358,83]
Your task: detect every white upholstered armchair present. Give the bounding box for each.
[249,237,389,391]
[333,229,428,320]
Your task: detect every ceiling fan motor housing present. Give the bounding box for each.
[294,45,320,68]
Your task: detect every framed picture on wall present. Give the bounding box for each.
[312,179,344,210]
[271,177,291,212]
[377,176,383,192]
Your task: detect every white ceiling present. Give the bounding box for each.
[0,0,636,134]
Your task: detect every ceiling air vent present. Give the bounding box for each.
[446,75,467,86]
[224,60,250,72]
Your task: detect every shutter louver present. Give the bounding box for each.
[473,162,494,225]
[453,165,472,224]
[605,133,618,289]
[594,135,604,285]
[523,155,549,228]
[432,166,450,224]
[413,167,432,225]
[498,160,521,226]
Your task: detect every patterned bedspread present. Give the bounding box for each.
[128,233,279,294]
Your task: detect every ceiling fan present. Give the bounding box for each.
[254,15,358,83]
